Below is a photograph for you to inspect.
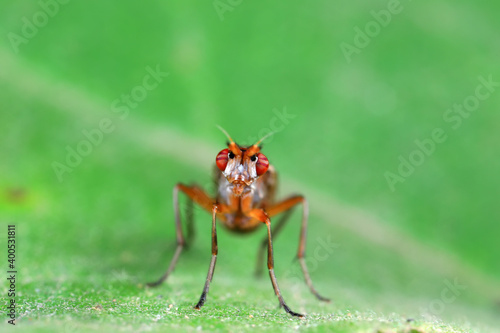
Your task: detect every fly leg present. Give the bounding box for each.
[264,196,330,302]
[255,208,295,277]
[185,198,195,247]
[249,208,304,317]
[194,204,221,310]
[147,184,214,287]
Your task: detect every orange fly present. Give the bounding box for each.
[147,126,329,317]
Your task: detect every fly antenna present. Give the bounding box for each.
[216,125,235,143]
[255,131,275,146]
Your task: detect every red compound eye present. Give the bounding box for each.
[216,149,229,171]
[256,153,269,176]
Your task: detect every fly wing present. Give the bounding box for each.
[257,164,277,209]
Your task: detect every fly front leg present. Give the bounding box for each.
[265,196,330,302]
[147,184,214,287]
[249,208,304,317]
[255,208,294,277]
[195,204,222,310]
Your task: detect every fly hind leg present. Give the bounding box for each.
[185,198,195,248]
[263,195,331,302]
[147,183,214,287]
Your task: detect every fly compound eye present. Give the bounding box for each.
[216,149,229,171]
[255,153,269,176]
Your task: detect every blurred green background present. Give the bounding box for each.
[1,1,499,332]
